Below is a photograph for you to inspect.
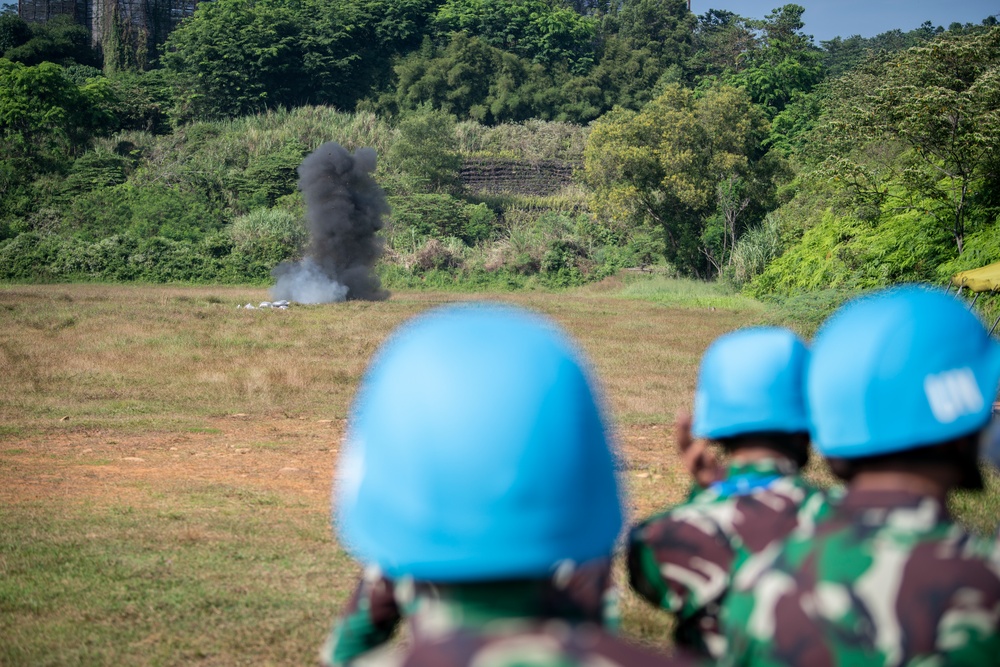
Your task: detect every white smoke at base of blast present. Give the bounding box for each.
[270,142,389,304]
[271,257,348,304]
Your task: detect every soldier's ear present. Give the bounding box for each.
[826,458,856,482]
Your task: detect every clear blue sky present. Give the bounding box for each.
[690,0,1000,43]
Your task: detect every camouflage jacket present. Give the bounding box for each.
[720,489,1000,667]
[327,583,704,667]
[627,458,834,658]
[321,566,402,667]
[393,621,704,667]
[321,560,620,666]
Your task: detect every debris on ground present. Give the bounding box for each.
[237,300,291,310]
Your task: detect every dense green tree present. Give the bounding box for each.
[819,19,999,79]
[819,27,1000,253]
[433,0,597,73]
[388,104,462,192]
[819,29,926,78]
[686,9,756,79]
[0,59,111,166]
[99,69,179,133]
[390,34,496,118]
[0,59,116,232]
[584,82,775,275]
[609,0,694,68]
[485,49,561,120]
[2,15,100,68]
[305,0,440,105]
[161,0,305,117]
[724,4,824,117]
[766,88,823,157]
[584,35,664,111]
[388,33,568,123]
[161,0,430,118]
[0,14,30,54]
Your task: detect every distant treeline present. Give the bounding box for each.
[0,3,998,301]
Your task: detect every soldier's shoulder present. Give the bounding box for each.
[629,496,733,547]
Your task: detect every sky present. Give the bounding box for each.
[689,0,1000,43]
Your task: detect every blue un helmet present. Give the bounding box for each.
[807,284,1000,459]
[334,303,623,582]
[692,327,810,440]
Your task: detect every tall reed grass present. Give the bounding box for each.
[455,119,590,161]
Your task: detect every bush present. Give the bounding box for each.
[936,218,1000,282]
[127,184,226,241]
[0,232,63,280]
[411,238,464,272]
[58,180,225,242]
[464,203,497,244]
[747,206,952,297]
[237,141,307,209]
[388,105,462,193]
[728,214,782,288]
[61,184,134,238]
[540,238,585,286]
[0,231,289,284]
[388,194,497,246]
[49,234,140,280]
[60,148,130,197]
[228,208,306,253]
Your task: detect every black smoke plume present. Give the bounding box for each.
[271,142,389,303]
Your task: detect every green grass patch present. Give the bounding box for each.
[616,274,769,312]
[183,483,286,510]
[758,287,862,337]
[0,501,353,666]
[77,458,115,466]
[248,442,283,451]
[0,425,30,439]
[950,467,1000,537]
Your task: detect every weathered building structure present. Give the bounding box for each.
[17,0,198,66]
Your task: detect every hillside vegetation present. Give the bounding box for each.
[0,3,998,311]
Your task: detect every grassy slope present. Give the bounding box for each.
[1,280,997,665]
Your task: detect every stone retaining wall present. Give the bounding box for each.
[460,157,579,196]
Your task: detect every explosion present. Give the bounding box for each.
[271,142,390,303]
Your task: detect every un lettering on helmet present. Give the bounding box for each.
[924,367,985,424]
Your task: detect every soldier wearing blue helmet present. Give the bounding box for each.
[627,327,835,658]
[722,284,1000,666]
[320,303,702,667]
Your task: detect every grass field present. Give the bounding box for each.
[2,279,998,666]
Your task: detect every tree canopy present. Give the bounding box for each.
[584,82,775,276]
[2,0,999,293]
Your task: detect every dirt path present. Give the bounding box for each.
[2,417,687,519]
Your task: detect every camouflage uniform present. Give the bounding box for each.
[322,559,623,666]
[720,489,1000,667]
[321,567,402,666]
[627,458,834,658]
[324,581,703,667]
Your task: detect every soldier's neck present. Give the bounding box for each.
[849,470,950,503]
[730,447,795,466]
